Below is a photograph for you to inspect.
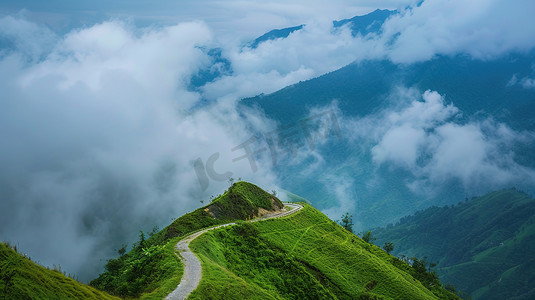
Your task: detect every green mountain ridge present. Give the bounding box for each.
[373,188,535,299]
[2,182,458,299]
[90,181,285,298]
[89,182,457,299]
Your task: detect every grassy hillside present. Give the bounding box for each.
[373,189,535,299]
[163,181,283,240]
[0,242,118,300]
[189,204,458,299]
[91,181,284,298]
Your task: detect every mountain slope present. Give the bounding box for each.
[91,181,284,298]
[248,8,395,49]
[249,25,304,48]
[91,181,458,299]
[333,9,395,36]
[373,189,535,299]
[240,54,535,230]
[0,242,118,300]
[188,203,458,299]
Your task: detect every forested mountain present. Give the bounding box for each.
[374,189,535,299]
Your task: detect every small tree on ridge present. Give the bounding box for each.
[339,212,354,233]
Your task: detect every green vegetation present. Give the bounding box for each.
[382,242,394,254]
[338,212,354,233]
[91,181,284,298]
[162,181,283,241]
[89,236,183,299]
[7,180,459,299]
[360,231,376,244]
[189,221,335,299]
[374,188,535,299]
[393,256,444,297]
[189,204,458,299]
[0,242,118,300]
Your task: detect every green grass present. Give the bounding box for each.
[0,242,119,300]
[137,236,185,300]
[91,181,284,298]
[188,251,280,300]
[189,205,458,299]
[89,182,457,299]
[89,237,184,299]
[190,221,336,299]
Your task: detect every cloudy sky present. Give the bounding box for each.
[1,0,535,282]
[0,0,405,35]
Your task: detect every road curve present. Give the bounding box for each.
[165,203,303,300]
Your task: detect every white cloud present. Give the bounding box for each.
[386,90,459,127]
[202,67,314,101]
[372,124,426,168]
[428,123,491,183]
[0,17,279,282]
[0,14,57,60]
[22,21,213,108]
[509,74,535,89]
[4,1,535,111]
[202,22,366,100]
[380,0,535,63]
[352,88,535,191]
[522,77,535,89]
[321,175,358,226]
[0,1,410,39]
[372,90,459,168]
[200,0,535,101]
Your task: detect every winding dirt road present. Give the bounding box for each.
[165,203,303,300]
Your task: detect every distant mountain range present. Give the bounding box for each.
[210,8,535,231]
[241,53,535,229]
[190,9,398,91]
[333,9,394,36]
[247,8,395,49]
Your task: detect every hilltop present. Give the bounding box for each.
[163,181,284,240]
[374,189,535,299]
